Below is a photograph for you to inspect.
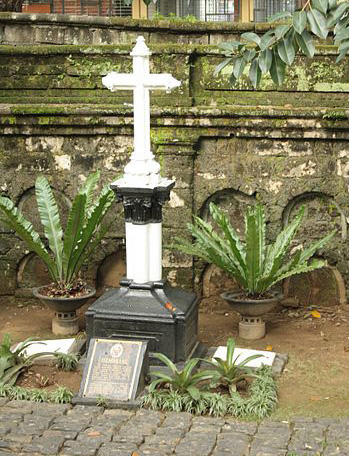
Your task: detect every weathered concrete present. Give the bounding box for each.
[0,399,348,455]
[0,19,348,305]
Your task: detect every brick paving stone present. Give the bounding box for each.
[31,403,72,416]
[213,431,250,455]
[16,424,45,436]
[42,429,78,440]
[51,417,92,432]
[0,410,24,424]
[60,440,102,456]
[5,400,35,412]
[112,430,144,446]
[98,442,138,456]
[76,426,113,445]
[222,420,258,435]
[22,436,65,454]
[0,423,16,437]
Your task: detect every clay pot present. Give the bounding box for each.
[33,286,96,336]
[221,291,282,340]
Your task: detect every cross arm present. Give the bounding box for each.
[143,74,181,92]
[102,72,137,92]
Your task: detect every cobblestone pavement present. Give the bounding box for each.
[0,399,348,456]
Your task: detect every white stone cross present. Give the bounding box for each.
[102,36,181,188]
[102,36,181,284]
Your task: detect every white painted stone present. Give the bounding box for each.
[213,346,276,368]
[54,154,71,171]
[13,338,75,359]
[169,190,185,208]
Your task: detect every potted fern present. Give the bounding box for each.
[173,203,335,340]
[0,171,115,335]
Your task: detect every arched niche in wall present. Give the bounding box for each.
[96,249,126,293]
[16,252,50,296]
[199,188,257,311]
[282,192,346,306]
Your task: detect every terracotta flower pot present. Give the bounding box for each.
[33,286,96,336]
[221,291,282,340]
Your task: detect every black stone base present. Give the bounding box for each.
[85,279,201,364]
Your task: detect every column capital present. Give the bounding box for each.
[112,182,175,224]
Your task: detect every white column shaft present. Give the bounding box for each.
[125,222,135,280]
[148,222,162,282]
[130,224,149,284]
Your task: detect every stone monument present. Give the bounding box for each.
[86,36,201,364]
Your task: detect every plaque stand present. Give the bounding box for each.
[86,185,203,365]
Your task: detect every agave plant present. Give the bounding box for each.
[205,337,262,394]
[0,333,52,387]
[149,353,214,400]
[0,171,114,294]
[173,203,335,297]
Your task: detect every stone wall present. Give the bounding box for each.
[0,14,349,306]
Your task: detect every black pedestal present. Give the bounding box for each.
[86,279,201,364]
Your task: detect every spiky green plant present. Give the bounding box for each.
[142,365,277,418]
[173,203,335,297]
[54,352,80,371]
[149,354,214,400]
[205,337,263,394]
[0,333,52,387]
[0,170,114,294]
[49,386,74,404]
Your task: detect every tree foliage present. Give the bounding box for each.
[215,0,349,88]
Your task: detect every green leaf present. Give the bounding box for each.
[295,30,315,58]
[153,353,178,375]
[79,170,100,216]
[240,32,260,45]
[187,385,201,401]
[243,49,257,62]
[270,49,286,86]
[35,176,64,282]
[267,11,292,22]
[328,0,338,10]
[259,49,273,73]
[66,187,114,283]
[327,1,349,27]
[245,206,261,292]
[214,57,233,76]
[218,41,244,51]
[275,25,291,39]
[229,72,237,85]
[62,193,86,283]
[312,0,328,14]
[249,59,262,89]
[277,38,296,65]
[233,57,247,79]
[293,11,307,34]
[334,27,349,43]
[226,337,236,366]
[336,45,349,63]
[0,197,57,281]
[307,9,329,39]
[260,33,276,51]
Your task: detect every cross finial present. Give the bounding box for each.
[130,36,151,57]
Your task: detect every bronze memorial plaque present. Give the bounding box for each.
[80,338,148,401]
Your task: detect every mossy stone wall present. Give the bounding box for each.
[0,15,349,305]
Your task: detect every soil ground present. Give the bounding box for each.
[1,294,349,419]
